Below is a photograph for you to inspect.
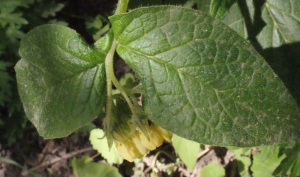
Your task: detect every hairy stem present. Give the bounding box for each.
[104,41,117,133]
[105,41,140,124]
[116,0,129,14]
[105,0,129,123]
[104,0,146,142]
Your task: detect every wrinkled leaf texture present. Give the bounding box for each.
[15,25,108,138]
[110,6,300,146]
[223,0,300,107]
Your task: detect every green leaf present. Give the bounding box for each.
[257,145,277,162]
[89,129,123,164]
[222,1,300,108]
[257,0,300,48]
[172,134,200,171]
[0,0,34,9]
[274,142,300,177]
[0,12,28,27]
[110,6,300,146]
[200,163,225,177]
[72,156,122,177]
[210,0,236,20]
[15,24,108,138]
[251,145,285,177]
[221,1,254,39]
[0,157,41,177]
[228,147,251,177]
[222,0,300,48]
[196,0,210,14]
[0,61,13,105]
[128,0,192,9]
[40,2,64,18]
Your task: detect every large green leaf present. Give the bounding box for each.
[110,6,300,146]
[222,0,300,106]
[15,24,108,138]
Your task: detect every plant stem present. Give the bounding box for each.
[105,41,139,123]
[104,41,117,131]
[105,0,143,139]
[105,0,129,122]
[115,0,129,14]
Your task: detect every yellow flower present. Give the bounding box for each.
[153,124,173,142]
[113,121,172,162]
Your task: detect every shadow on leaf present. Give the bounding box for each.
[262,42,300,107]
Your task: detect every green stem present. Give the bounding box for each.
[115,0,129,14]
[104,41,117,145]
[105,41,139,123]
[104,0,147,140]
[104,0,129,131]
[105,42,117,118]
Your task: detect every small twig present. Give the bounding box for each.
[197,147,211,158]
[144,166,152,174]
[21,147,94,176]
[90,153,101,160]
[191,147,213,177]
[151,151,176,168]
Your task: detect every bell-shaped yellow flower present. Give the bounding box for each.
[113,121,172,162]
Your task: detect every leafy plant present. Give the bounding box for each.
[274,142,300,177]
[13,0,300,175]
[251,145,285,177]
[0,0,33,55]
[0,0,67,146]
[85,15,110,41]
[0,156,41,177]
[0,61,13,106]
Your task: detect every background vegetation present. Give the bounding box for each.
[1,0,300,176]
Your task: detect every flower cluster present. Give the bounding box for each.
[113,121,172,162]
